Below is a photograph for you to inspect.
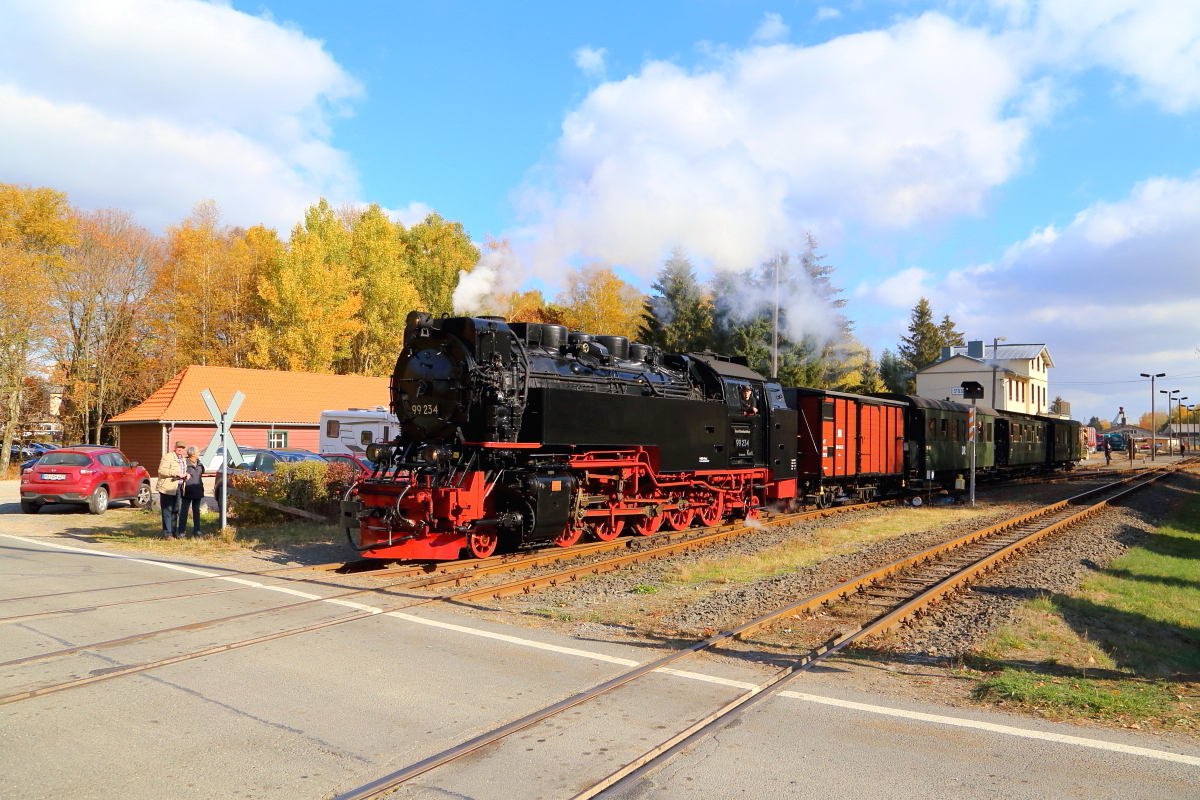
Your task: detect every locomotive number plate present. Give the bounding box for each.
[411,403,438,416]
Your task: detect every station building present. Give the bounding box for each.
[107,365,389,469]
[915,341,1064,416]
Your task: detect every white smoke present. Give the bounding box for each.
[451,244,526,315]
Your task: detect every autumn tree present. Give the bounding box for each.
[341,204,423,375]
[557,264,644,339]
[0,183,75,470]
[249,199,362,373]
[639,248,712,351]
[153,200,269,370]
[1086,415,1105,430]
[405,212,479,317]
[1139,411,1167,432]
[488,289,566,324]
[50,209,161,444]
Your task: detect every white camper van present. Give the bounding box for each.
[319,407,398,455]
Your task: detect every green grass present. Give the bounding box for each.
[971,478,1200,728]
[86,506,339,555]
[973,671,1176,720]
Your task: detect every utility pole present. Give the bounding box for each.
[991,336,1005,409]
[770,253,780,379]
[1141,372,1166,460]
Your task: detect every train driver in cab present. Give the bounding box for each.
[739,384,758,416]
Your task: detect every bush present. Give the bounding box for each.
[229,461,357,525]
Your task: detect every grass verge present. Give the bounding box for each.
[82,506,340,556]
[969,477,1200,730]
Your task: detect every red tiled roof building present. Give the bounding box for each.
[108,365,389,468]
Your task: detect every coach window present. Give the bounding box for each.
[940,418,948,440]
[987,422,993,442]
[326,420,339,438]
[928,418,937,439]
[361,430,373,446]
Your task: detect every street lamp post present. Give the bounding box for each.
[1161,389,1180,456]
[1177,395,1188,455]
[1141,372,1166,460]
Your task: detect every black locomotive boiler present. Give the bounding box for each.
[343,313,799,560]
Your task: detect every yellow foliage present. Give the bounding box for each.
[153,200,267,369]
[556,264,645,338]
[249,199,362,373]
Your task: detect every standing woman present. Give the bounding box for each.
[177,446,205,539]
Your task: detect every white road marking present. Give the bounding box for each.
[217,577,264,587]
[6,532,1198,768]
[386,611,639,666]
[0,533,219,576]
[325,600,382,613]
[779,691,1200,767]
[256,585,323,599]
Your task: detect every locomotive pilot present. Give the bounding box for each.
[739,385,758,416]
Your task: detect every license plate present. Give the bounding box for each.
[40,473,66,481]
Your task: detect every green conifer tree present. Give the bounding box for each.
[638,248,712,351]
[897,298,943,384]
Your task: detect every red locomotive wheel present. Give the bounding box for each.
[662,503,695,531]
[466,530,499,558]
[695,493,724,527]
[632,512,663,536]
[589,518,625,541]
[554,524,583,547]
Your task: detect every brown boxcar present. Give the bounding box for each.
[784,388,906,506]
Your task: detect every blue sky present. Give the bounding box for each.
[2,0,1199,423]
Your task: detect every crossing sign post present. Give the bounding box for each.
[199,389,245,531]
[961,381,985,507]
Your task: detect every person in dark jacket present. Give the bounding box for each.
[176,446,205,538]
[1102,437,1111,465]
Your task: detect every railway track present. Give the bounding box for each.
[0,499,889,705]
[327,461,1185,800]
[2,464,1183,713]
[0,498,880,627]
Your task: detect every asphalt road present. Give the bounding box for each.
[1,479,1198,800]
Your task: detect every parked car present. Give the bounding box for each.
[321,453,373,473]
[25,442,57,455]
[9,442,39,460]
[20,445,152,514]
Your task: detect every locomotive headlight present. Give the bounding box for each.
[366,443,394,464]
[422,444,447,463]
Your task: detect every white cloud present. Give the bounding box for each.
[861,267,933,309]
[573,46,608,80]
[0,0,363,230]
[519,13,1031,278]
[815,7,842,23]
[752,12,789,43]
[942,175,1200,420]
[386,201,435,228]
[998,0,1200,113]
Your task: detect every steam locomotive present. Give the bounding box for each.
[341,313,1081,561]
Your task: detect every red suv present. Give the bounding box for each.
[20,445,152,515]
